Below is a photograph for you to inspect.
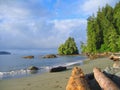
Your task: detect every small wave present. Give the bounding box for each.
[0,69,31,79]
[63,60,83,67]
[47,60,83,69]
[0,60,83,79]
[0,66,51,80]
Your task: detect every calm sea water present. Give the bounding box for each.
[0,49,86,80]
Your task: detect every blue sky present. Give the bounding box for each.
[0,0,119,50]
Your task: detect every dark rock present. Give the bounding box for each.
[43,54,57,58]
[23,56,34,59]
[50,66,67,72]
[28,66,39,70]
[0,51,11,55]
[85,73,94,80]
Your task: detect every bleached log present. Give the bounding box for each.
[93,67,120,90]
[109,54,120,68]
[66,67,90,90]
[109,54,120,61]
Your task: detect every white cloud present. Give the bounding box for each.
[0,18,87,49]
[0,0,119,50]
[0,3,30,20]
[81,0,119,16]
[52,19,86,35]
[51,19,87,46]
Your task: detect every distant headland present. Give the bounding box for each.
[0,51,11,55]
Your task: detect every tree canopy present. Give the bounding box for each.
[58,37,79,55]
[81,2,120,53]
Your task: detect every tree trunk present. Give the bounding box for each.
[93,67,120,90]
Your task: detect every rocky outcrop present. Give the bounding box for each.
[50,66,67,72]
[28,66,39,70]
[23,56,34,59]
[43,54,57,58]
[28,66,39,74]
[66,67,90,90]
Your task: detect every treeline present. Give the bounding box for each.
[81,2,120,53]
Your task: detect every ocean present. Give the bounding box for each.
[0,49,87,80]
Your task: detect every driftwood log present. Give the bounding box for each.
[109,54,120,61]
[93,67,120,90]
[66,67,90,90]
[109,54,120,68]
[50,66,67,72]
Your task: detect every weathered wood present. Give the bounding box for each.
[109,54,120,68]
[109,54,120,61]
[50,66,67,72]
[66,67,90,90]
[93,67,120,90]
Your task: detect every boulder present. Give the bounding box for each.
[23,56,34,59]
[28,66,39,70]
[43,54,57,58]
[50,66,67,72]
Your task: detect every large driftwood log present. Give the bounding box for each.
[66,67,90,90]
[109,54,120,68]
[109,54,120,61]
[93,67,120,90]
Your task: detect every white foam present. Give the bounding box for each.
[63,60,83,67]
[0,69,31,79]
[0,60,83,79]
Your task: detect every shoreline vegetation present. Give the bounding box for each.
[0,57,115,90]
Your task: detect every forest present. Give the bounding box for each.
[81,2,120,53]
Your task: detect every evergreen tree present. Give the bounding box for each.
[84,2,120,53]
[58,37,79,55]
[113,2,120,37]
[107,24,118,52]
[87,15,97,53]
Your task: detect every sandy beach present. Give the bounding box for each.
[0,57,113,90]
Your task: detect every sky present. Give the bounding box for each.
[0,0,119,50]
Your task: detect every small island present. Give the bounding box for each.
[0,51,11,55]
[58,37,79,55]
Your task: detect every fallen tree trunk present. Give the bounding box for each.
[93,67,120,90]
[66,67,90,90]
[109,54,120,61]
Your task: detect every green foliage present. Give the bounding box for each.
[84,2,120,53]
[58,37,79,55]
[80,42,87,53]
